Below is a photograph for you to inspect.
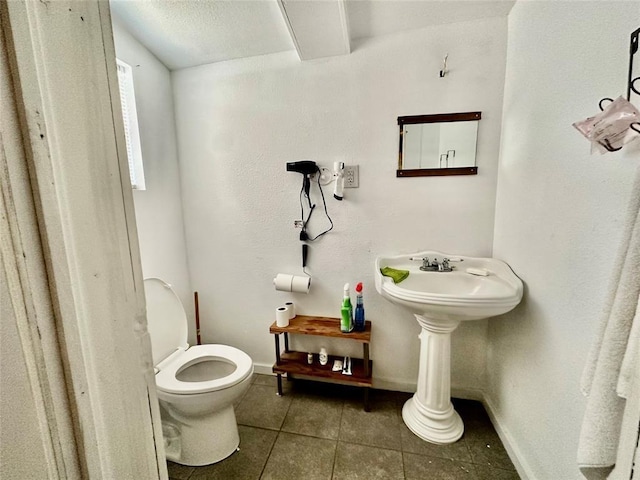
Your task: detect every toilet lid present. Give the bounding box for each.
[144,278,188,366]
[155,344,253,394]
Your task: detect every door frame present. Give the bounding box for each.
[1,1,166,477]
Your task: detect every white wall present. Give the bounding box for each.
[111,16,194,339]
[490,2,640,478]
[172,17,507,391]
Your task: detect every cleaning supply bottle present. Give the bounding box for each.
[340,283,353,333]
[354,282,365,332]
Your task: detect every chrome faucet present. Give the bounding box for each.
[440,258,451,272]
[421,257,437,271]
[412,257,454,272]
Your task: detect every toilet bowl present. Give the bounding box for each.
[144,278,253,466]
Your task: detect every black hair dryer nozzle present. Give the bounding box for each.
[286,160,318,175]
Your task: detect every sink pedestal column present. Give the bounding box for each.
[402,314,463,444]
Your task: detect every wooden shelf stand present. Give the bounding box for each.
[269,315,372,411]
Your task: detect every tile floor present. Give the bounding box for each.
[167,374,520,480]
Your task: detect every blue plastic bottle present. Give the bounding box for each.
[354,282,365,332]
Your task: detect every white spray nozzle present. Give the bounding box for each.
[333,162,345,201]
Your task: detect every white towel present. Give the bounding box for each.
[618,294,640,398]
[577,168,640,479]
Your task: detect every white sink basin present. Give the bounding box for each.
[374,251,523,445]
[375,251,523,321]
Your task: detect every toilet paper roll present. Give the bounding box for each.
[291,275,311,293]
[276,306,290,327]
[285,302,296,319]
[273,273,311,294]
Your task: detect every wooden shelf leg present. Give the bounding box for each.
[363,343,370,377]
[284,332,289,352]
[274,333,283,396]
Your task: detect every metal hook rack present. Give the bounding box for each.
[597,27,640,152]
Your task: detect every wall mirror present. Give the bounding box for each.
[397,112,481,177]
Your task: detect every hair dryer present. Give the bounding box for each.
[286,160,318,175]
[287,160,319,201]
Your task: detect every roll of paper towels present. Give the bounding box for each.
[276,306,290,327]
[273,274,311,293]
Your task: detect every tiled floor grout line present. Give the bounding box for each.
[396,397,408,479]
[258,429,281,480]
[329,399,346,479]
[259,383,297,479]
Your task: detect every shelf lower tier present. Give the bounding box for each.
[272,351,372,388]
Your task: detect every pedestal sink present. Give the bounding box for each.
[374,251,523,444]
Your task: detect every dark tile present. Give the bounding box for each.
[371,388,406,402]
[394,391,414,410]
[475,464,521,480]
[252,374,276,387]
[188,426,277,480]
[260,432,336,480]
[281,393,343,439]
[453,399,494,440]
[444,399,516,471]
[235,384,292,430]
[467,438,516,471]
[403,452,477,480]
[253,373,294,393]
[400,422,472,463]
[167,461,194,480]
[233,380,252,407]
[333,442,404,480]
[290,379,356,400]
[452,399,490,423]
[339,390,402,450]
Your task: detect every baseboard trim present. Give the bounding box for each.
[252,362,274,376]
[481,395,535,480]
[451,386,485,402]
[371,376,416,393]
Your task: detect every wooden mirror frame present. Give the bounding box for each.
[397,111,481,177]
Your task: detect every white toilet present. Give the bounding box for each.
[144,278,253,466]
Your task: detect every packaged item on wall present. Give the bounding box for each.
[573,96,640,153]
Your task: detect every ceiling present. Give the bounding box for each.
[109,0,515,70]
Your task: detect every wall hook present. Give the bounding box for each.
[439,54,448,78]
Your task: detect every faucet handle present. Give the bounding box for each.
[410,256,430,265]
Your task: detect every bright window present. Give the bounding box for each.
[116,59,146,190]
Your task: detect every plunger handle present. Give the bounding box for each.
[194,291,201,345]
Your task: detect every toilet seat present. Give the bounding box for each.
[144,278,253,396]
[155,344,253,395]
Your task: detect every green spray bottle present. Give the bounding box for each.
[340,283,354,333]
